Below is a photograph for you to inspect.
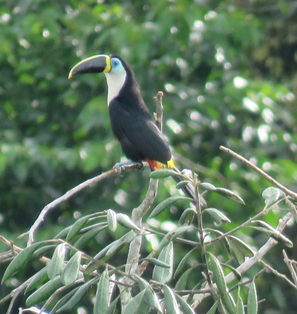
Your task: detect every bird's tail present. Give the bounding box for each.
[172,167,207,207]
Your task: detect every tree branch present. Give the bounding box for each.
[220,146,297,199]
[23,162,144,246]
[191,146,295,309]
[153,91,164,132]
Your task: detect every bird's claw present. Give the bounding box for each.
[113,161,143,174]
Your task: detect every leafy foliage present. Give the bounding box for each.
[1,1,297,313]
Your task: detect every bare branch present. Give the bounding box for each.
[0,236,53,309]
[191,146,296,309]
[23,162,144,246]
[153,91,164,131]
[283,250,297,289]
[260,259,297,289]
[192,211,292,309]
[220,146,297,200]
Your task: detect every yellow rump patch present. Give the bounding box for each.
[146,158,175,171]
[167,159,175,169]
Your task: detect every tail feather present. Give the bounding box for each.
[172,167,207,207]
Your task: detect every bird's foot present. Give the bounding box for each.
[113,161,144,174]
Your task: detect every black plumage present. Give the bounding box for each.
[69,54,206,206]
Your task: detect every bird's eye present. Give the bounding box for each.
[111,58,120,68]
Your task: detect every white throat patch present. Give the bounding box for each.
[104,70,127,105]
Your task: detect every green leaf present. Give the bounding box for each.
[159,225,191,251]
[215,187,245,204]
[175,268,192,291]
[262,187,284,206]
[57,277,98,312]
[247,279,258,314]
[148,196,191,219]
[66,215,90,241]
[163,284,181,314]
[174,247,198,278]
[286,198,297,223]
[152,242,174,284]
[91,242,115,262]
[175,294,195,314]
[133,275,150,291]
[26,275,62,307]
[228,235,254,264]
[149,168,177,179]
[142,257,171,268]
[74,224,108,250]
[252,220,293,247]
[133,275,162,312]
[25,266,49,294]
[208,252,227,296]
[203,207,231,224]
[54,226,72,239]
[220,263,242,281]
[175,180,192,190]
[106,231,137,256]
[2,241,47,283]
[179,208,195,225]
[50,286,80,313]
[61,251,81,286]
[144,288,162,313]
[222,292,236,314]
[122,289,147,314]
[206,229,232,257]
[32,245,57,260]
[200,182,217,191]
[94,268,110,314]
[235,287,245,314]
[208,254,236,313]
[116,213,141,233]
[48,243,66,279]
[206,300,219,314]
[107,209,118,232]
[106,295,120,314]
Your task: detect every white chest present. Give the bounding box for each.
[104,71,127,105]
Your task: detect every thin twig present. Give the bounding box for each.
[174,152,226,181]
[220,146,297,199]
[144,227,201,247]
[192,211,292,309]
[283,250,297,289]
[153,91,164,132]
[260,259,297,289]
[191,146,296,309]
[0,236,52,307]
[41,278,85,313]
[23,162,144,246]
[225,211,292,283]
[0,236,51,265]
[207,199,281,245]
[229,268,266,292]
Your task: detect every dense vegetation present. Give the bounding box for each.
[1,1,297,313]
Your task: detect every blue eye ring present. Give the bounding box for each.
[111,58,120,67]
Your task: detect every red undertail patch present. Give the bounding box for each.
[146,158,175,171]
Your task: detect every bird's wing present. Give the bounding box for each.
[123,117,172,164]
[109,100,172,165]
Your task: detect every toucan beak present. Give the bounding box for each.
[68,54,111,79]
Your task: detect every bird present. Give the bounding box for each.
[68,54,205,206]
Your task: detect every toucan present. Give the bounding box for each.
[68,54,205,206]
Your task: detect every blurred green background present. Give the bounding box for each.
[1,0,297,313]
